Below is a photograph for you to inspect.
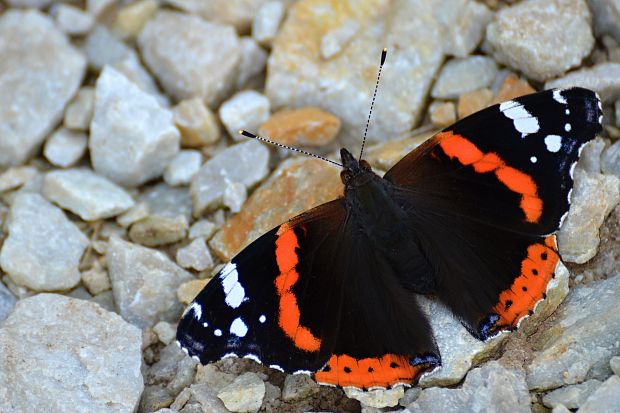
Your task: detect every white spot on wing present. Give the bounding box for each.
[189,302,202,320]
[293,370,312,376]
[244,354,261,363]
[565,123,571,132]
[192,355,200,362]
[500,100,540,136]
[553,89,567,104]
[214,329,222,337]
[202,322,209,328]
[544,135,562,153]
[530,156,537,163]
[565,109,570,115]
[220,262,246,308]
[259,315,266,323]
[270,364,284,372]
[230,317,248,337]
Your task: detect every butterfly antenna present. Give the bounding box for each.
[359,48,387,161]
[239,130,343,167]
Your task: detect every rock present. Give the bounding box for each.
[189,383,230,413]
[43,128,88,168]
[163,0,273,31]
[51,3,95,35]
[164,150,202,187]
[223,182,247,213]
[117,203,150,228]
[408,361,530,413]
[431,56,498,99]
[129,215,188,247]
[147,342,197,395]
[558,168,620,263]
[138,10,241,106]
[345,387,403,409]
[457,88,493,119]
[173,98,221,148]
[141,183,194,222]
[493,73,536,103]
[546,63,620,103]
[87,0,116,18]
[177,278,209,305]
[237,37,268,89]
[0,281,16,322]
[139,385,175,413]
[0,294,143,413]
[526,274,620,390]
[0,193,88,291]
[190,140,270,216]
[580,137,609,174]
[429,101,457,128]
[106,237,193,328]
[588,0,620,43]
[176,238,214,272]
[153,321,177,345]
[551,405,571,413]
[0,10,86,167]
[602,139,620,177]
[170,388,191,411]
[399,387,421,406]
[442,0,494,57]
[611,356,620,376]
[81,260,112,296]
[112,0,159,40]
[219,90,271,140]
[542,379,602,409]
[43,168,135,221]
[217,372,266,413]
[258,107,341,147]
[6,0,52,6]
[209,157,340,261]
[578,375,620,413]
[0,167,39,193]
[252,1,285,46]
[485,0,594,81]
[281,374,320,402]
[189,219,217,240]
[195,364,236,392]
[64,87,95,131]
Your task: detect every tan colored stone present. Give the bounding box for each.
[364,131,435,172]
[429,101,456,128]
[457,88,493,119]
[493,73,536,104]
[173,98,221,147]
[113,0,159,40]
[258,107,341,147]
[177,278,209,305]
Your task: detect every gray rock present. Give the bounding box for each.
[191,140,269,215]
[176,238,214,272]
[542,379,602,409]
[141,183,193,221]
[64,87,95,131]
[558,168,620,263]
[106,237,193,328]
[399,387,422,407]
[526,274,620,390]
[610,356,620,376]
[153,321,178,345]
[0,294,143,413]
[6,0,53,6]
[81,260,111,296]
[219,90,271,140]
[546,63,620,103]
[189,219,218,240]
[579,137,609,174]
[252,1,285,46]
[588,0,620,43]
[223,182,247,213]
[90,66,179,187]
[0,193,88,291]
[345,386,404,409]
[442,0,494,57]
[147,342,197,392]
[43,128,88,168]
[431,56,498,99]
[138,10,241,106]
[578,375,620,413]
[281,373,320,402]
[0,10,86,167]
[217,372,265,413]
[139,385,175,413]
[0,282,16,322]
[408,361,530,413]
[189,383,230,413]
[485,0,594,81]
[602,139,620,178]
[43,168,135,221]
[129,215,188,247]
[164,150,202,187]
[91,291,116,313]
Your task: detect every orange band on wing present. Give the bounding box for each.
[274,224,321,352]
[438,131,543,223]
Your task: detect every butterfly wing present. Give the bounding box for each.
[384,88,602,338]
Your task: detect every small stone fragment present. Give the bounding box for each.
[141,183,193,222]
[51,3,94,35]
[443,0,494,57]
[0,167,38,193]
[64,87,95,131]
[153,321,177,345]
[252,1,285,46]
[457,88,493,119]
[432,56,498,99]
[43,128,88,168]
[546,63,620,103]
[610,356,620,376]
[81,260,112,296]
[237,37,268,89]
[601,139,620,177]
[176,238,214,272]
[493,73,536,103]
[139,385,175,413]
[164,150,202,187]
[429,101,457,127]
[223,182,247,213]
[281,374,320,402]
[177,278,209,305]
[219,90,271,140]
[129,216,189,247]
[87,0,115,18]
[189,219,217,240]
[189,383,229,413]
[258,107,341,147]
[83,25,134,70]
[117,202,150,228]
[113,0,159,40]
[173,98,221,148]
[0,282,16,322]
[217,372,266,413]
[542,380,602,409]
[578,375,620,413]
[345,387,404,409]
[195,365,236,392]
[580,137,609,174]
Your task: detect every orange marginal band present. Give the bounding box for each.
[438,131,543,223]
[274,223,321,352]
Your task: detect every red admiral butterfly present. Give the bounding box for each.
[177,60,602,390]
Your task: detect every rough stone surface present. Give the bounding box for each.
[0,10,86,167]
[177,278,209,305]
[611,356,620,376]
[153,321,177,345]
[493,72,536,103]
[580,137,609,174]
[219,90,271,140]
[112,0,159,40]
[223,182,247,213]
[64,87,95,131]
[485,0,594,81]
[81,260,112,296]
[139,10,241,106]
[106,237,193,329]
[578,375,620,413]
[43,128,88,168]
[542,379,602,409]
[588,0,620,43]
[164,150,202,187]
[0,193,88,291]
[43,168,135,221]
[189,219,218,240]
[217,372,266,413]
[602,139,620,177]
[0,282,16,322]
[0,294,143,413]
[431,56,497,99]
[90,66,179,187]
[129,215,189,247]
[176,238,214,272]
[546,63,620,103]
[258,107,341,147]
[173,98,221,148]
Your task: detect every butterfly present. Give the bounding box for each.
[176,86,602,391]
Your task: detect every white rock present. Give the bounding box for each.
[546,63,620,103]
[219,90,271,140]
[163,0,270,31]
[189,219,217,240]
[237,37,268,89]
[0,10,86,167]
[43,168,135,221]
[153,321,177,345]
[431,56,498,99]
[173,98,221,147]
[87,0,115,18]
[164,150,202,186]
[281,374,319,402]
[443,0,493,57]
[320,19,359,59]
[0,294,143,413]
[223,182,247,213]
[112,0,159,40]
[252,1,285,46]
[579,375,620,413]
[129,215,189,247]
[81,260,112,296]
[345,386,404,409]
[117,202,150,228]
[217,372,265,413]
[542,380,602,409]
[64,87,95,131]
[0,167,39,193]
[43,128,88,168]
[0,193,88,291]
[176,237,214,272]
[51,3,95,35]
[0,282,16,323]
[90,66,180,187]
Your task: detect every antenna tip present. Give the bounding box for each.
[239,130,256,138]
[381,48,387,65]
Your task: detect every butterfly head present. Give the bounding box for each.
[340,148,373,186]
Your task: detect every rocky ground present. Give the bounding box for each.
[0,0,619,412]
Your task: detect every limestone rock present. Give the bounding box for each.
[173,98,221,148]
[217,372,265,413]
[43,128,88,168]
[164,150,202,187]
[64,87,95,131]
[219,90,271,140]
[431,56,497,99]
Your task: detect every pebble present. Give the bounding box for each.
[589,0,620,43]
[442,0,494,57]
[0,167,39,193]
[90,66,180,187]
[43,168,135,221]
[177,278,209,305]
[558,168,620,263]
[64,87,95,131]
[577,137,608,174]
[81,260,112,296]
[237,37,268,89]
[0,193,88,291]
[164,150,203,187]
[141,183,193,222]
[190,383,230,413]
[138,10,241,106]
[176,238,214,272]
[0,294,143,412]
[164,0,266,31]
[0,10,86,167]
[117,202,150,228]
[252,1,285,46]
[485,0,594,81]
[601,139,620,177]
[191,140,270,216]
[345,387,403,409]
[429,101,457,128]
[217,372,266,413]
[219,90,271,140]
[43,128,88,168]
[546,62,620,103]
[173,98,221,148]
[258,107,341,147]
[0,281,16,322]
[281,374,320,402]
[112,0,159,40]
[526,274,620,390]
[457,88,493,119]
[195,365,236,392]
[492,72,536,103]
[611,356,620,376]
[409,362,530,412]
[431,56,498,99]
[189,219,217,240]
[139,385,175,413]
[542,379,602,409]
[50,3,94,35]
[129,215,189,247]
[578,375,620,413]
[153,321,177,345]
[106,237,193,328]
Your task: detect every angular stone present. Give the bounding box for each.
[0,10,86,167]
[176,238,214,272]
[222,182,247,213]
[0,167,39,193]
[429,101,457,128]
[252,1,285,46]
[237,37,268,89]
[0,294,143,413]
[194,365,236,392]
[588,0,620,43]
[432,56,497,99]
[141,183,193,221]
[486,0,594,81]
[164,150,202,187]
[153,321,177,345]
[611,356,620,376]
[281,374,320,402]
[457,88,493,119]
[189,383,230,413]
[0,281,16,322]
[217,372,265,413]
[117,202,150,228]
[542,379,602,409]
[602,139,620,177]
[443,0,494,57]
[173,98,221,148]
[81,260,112,296]
[580,137,608,174]
[259,107,341,147]
[112,0,159,40]
[0,193,88,291]
[558,168,620,263]
[90,66,179,187]
[129,215,188,247]
[345,387,403,409]
[219,90,271,140]
[191,140,270,216]
[546,63,620,103]
[138,10,241,106]
[51,3,94,35]
[106,237,193,328]
[189,219,217,240]
[43,128,88,168]
[578,375,620,413]
[64,87,95,131]
[43,168,135,221]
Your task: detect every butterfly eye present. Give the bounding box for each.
[340,170,353,183]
